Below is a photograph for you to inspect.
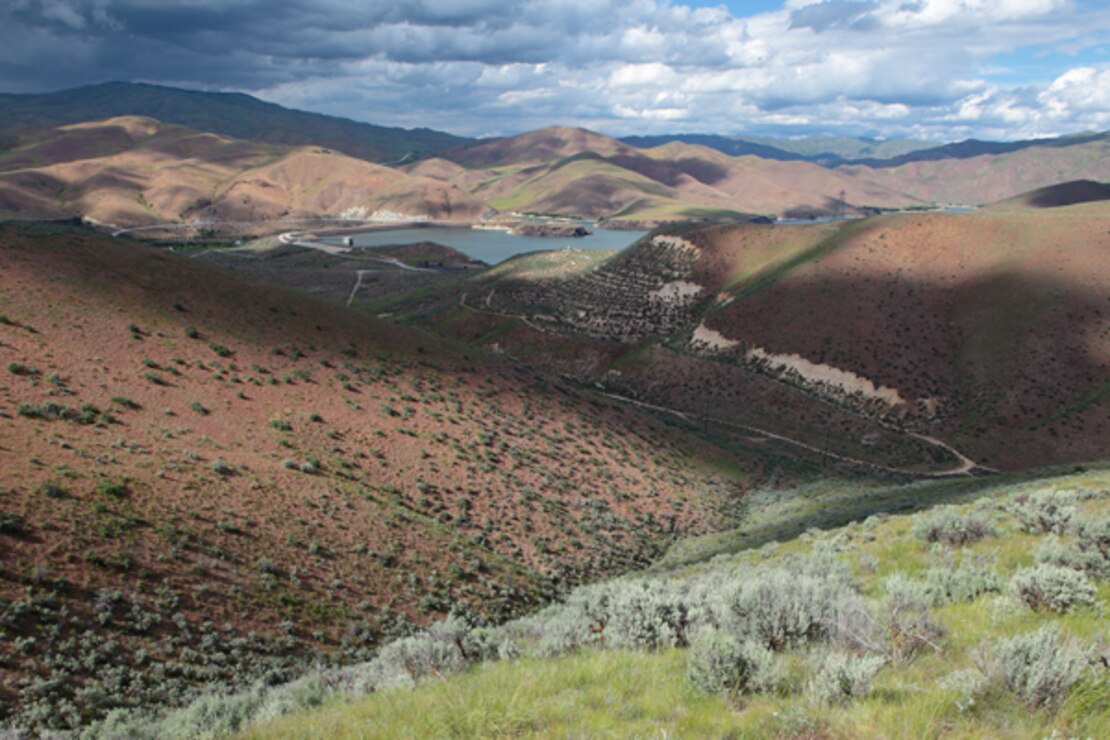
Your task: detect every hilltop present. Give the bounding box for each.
[426,126,1109,223]
[622,130,1108,169]
[0,223,765,730]
[621,132,936,163]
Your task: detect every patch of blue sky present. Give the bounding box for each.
[678,1,785,18]
[985,44,1110,85]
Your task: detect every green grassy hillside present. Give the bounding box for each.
[93,465,1110,738]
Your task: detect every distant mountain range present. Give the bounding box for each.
[0,83,1106,227]
[3,82,1107,170]
[619,130,1110,166]
[421,126,921,221]
[619,133,935,164]
[0,82,469,163]
[419,125,1109,222]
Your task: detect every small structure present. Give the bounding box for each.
[342,236,354,247]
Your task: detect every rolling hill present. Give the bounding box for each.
[424,127,922,222]
[1,113,1106,229]
[431,126,1110,221]
[0,82,470,164]
[982,178,1110,211]
[0,222,764,730]
[0,117,484,227]
[432,126,1110,220]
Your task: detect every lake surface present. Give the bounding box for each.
[321,226,646,265]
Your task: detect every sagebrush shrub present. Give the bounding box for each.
[1075,516,1110,572]
[374,631,468,686]
[883,573,929,605]
[248,675,328,727]
[779,543,856,586]
[531,609,596,658]
[924,560,1002,605]
[462,626,511,662]
[984,624,1089,709]
[604,581,689,650]
[807,652,886,705]
[1007,490,1078,535]
[726,569,857,651]
[686,631,777,696]
[1010,564,1097,613]
[150,690,264,739]
[913,506,995,546]
[1035,538,1109,581]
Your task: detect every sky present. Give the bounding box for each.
[2,0,1109,141]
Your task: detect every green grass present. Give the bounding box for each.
[244,650,751,739]
[654,463,1110,570]
[244,467,1110,740]
[247,645,1098,739]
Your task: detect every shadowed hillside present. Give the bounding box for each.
[985,179,1110,210]
[428,205,1110,472]
[0,223,760,730]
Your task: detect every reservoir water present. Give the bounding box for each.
[320,226,646,265]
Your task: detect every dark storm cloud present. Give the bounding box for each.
[0,1,1105,140]
[0,0,736,90]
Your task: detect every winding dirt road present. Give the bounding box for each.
[458,294,991,479]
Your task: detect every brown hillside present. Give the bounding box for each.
[0,224,743,728]
[402,156,470,182]
[437,206,1110,472]
[840,138,1110,204]
[446,126,634,168]
[690,206,1110,469]
[0,118,485,228]
[436,129,920,222]
[203,147,484,223]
